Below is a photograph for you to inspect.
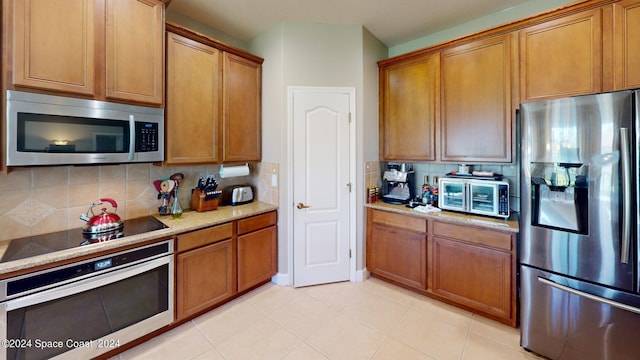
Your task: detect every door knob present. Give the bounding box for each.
[297,202,311,209]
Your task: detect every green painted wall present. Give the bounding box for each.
[388,0,578,57]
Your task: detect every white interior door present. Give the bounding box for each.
[291,88,353,287]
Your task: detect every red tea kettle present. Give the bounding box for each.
[80,198,124,234]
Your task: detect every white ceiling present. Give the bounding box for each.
[167,0,536,47]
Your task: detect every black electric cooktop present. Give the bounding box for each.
[0,216,168,264]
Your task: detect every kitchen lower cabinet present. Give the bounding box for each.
[366,208,427,290]
[429,220,516,327]
[175,223,236,321]
[174,210,278,322]
[365,206,517,327]
[237,211,278,292]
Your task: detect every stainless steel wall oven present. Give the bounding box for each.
[0,240,174,360]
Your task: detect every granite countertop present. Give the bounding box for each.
[0,201,278,276]
[365,201,519,233]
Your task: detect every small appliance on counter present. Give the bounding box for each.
[221,184,254,206]
[438,177,509,218]
[381,163,415,204]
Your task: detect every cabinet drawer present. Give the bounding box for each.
[433,221,512,251]
[370,209,427,233]
[237,211,277,235]
[177,223,233,252]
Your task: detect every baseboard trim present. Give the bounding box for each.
[354,268,370,282]
[271,272,291,286]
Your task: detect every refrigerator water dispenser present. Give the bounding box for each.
[530,162,588,234]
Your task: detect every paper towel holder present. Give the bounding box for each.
[219,163,250,178]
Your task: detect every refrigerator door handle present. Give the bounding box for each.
[538,277,640,315]
[620,128,631,264]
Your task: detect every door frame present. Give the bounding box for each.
[286,86,357,285]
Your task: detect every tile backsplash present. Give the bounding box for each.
[0,162,279,241]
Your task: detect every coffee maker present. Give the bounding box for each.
[381,163,415,204]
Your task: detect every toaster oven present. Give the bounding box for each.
[438,178,510,218]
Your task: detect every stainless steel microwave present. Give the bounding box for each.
[438,177,510,218]
[6,90,164,166]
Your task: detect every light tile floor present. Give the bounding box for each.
[113,278,545,360]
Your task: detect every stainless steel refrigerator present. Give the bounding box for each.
[520,90,640,360]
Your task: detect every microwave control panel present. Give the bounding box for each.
[135,122,159,152]
[499,184,509,216]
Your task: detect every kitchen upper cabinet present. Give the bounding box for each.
[379,53,439,161]
[610,0,640,90]
[237,211,277,292]
[11,0,96,96]
[163,23,263,165]
[104,0,164,104]
[520,8,602,101]
[441,33,515,163]
[175,223,236,321]
[8,0,164,105]
[429,220,516,327]
[366,208,428,290]
[165,31,221,164]
[222,53,262,163]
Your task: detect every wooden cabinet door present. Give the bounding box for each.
[237,226,277,292]
[165,32,221,164]
[441,33,515,163]
[431,236,511,320]
[379,53,438,161]
[12,0,95,95]
[520,8,602,102]
[176,239,236,321]
[105,0,164,105]
[223,52,262,163]
[612,0,640,90]
[368,223,427,290]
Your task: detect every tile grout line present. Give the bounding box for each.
[189,319,229,360]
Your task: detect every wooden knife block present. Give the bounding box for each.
[190,189,219,212]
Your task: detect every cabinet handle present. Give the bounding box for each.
[296,203,311,209]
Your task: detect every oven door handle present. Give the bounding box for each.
[3,256,171,311]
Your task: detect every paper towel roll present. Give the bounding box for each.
[219,163,250,178]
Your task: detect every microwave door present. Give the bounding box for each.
[440,180,465,211]
[469,182,496,216]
